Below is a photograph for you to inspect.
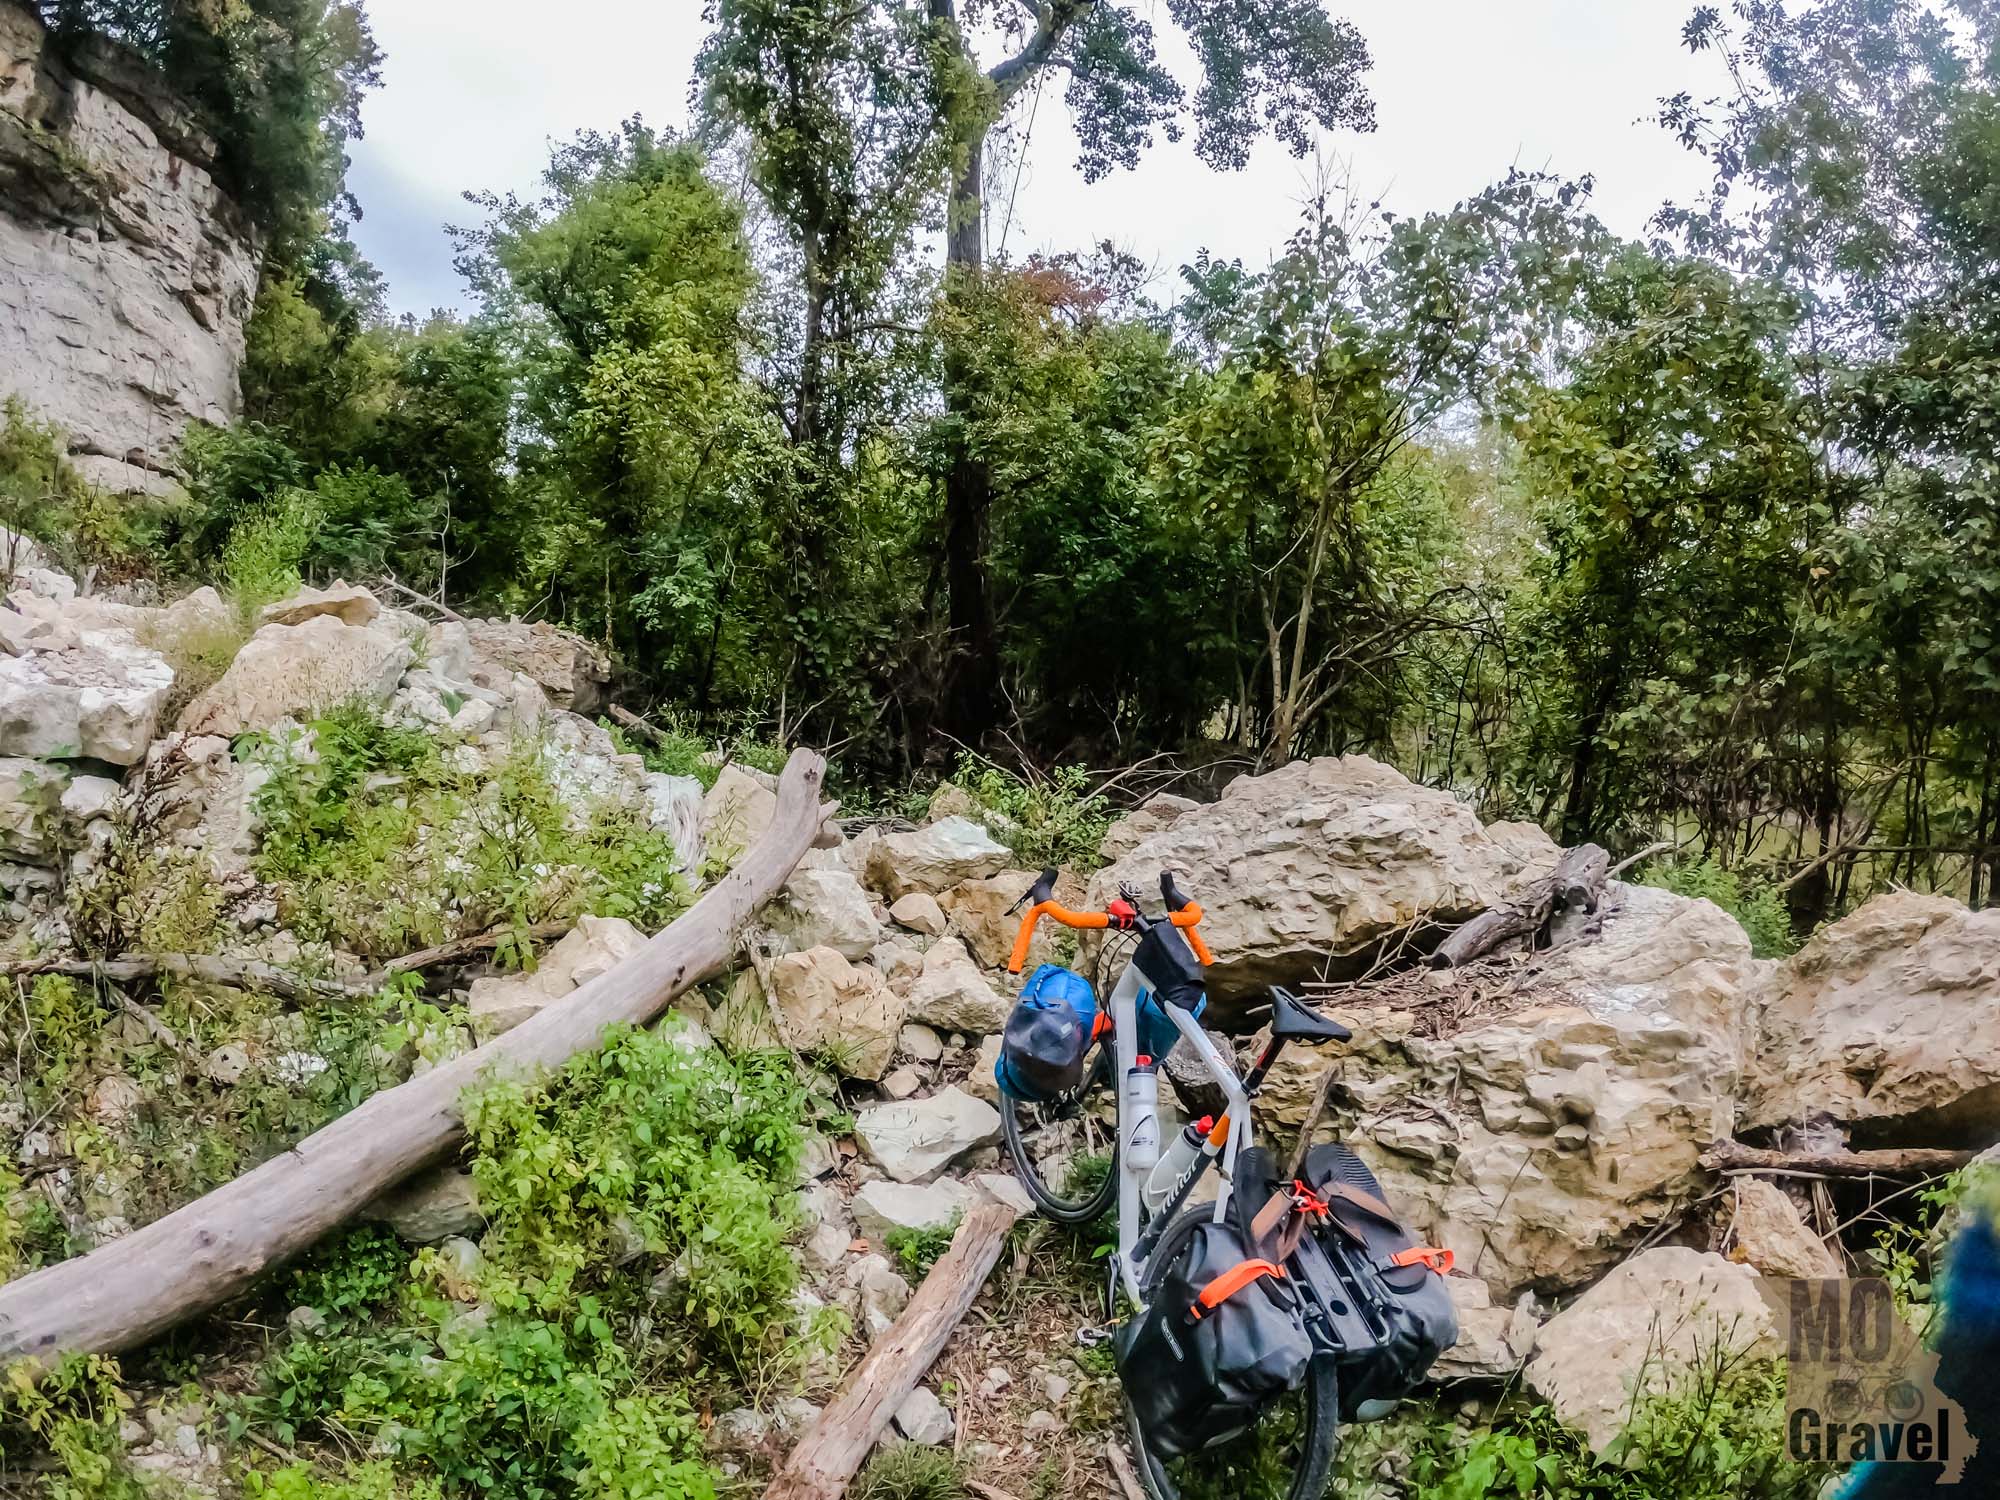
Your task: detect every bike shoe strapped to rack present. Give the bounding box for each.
[1294,1141,1459,1417]
[1115,1210,1313,1456]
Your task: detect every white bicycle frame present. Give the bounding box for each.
[1108,928,1250,1307]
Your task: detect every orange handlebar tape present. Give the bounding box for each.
[1006,900,1110,972]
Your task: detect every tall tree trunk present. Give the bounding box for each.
[938,117,1000,745]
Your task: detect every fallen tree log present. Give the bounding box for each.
[1430,843,1609,969]
[1702,1141,1977,1178]
[764,1201,1017,1500]
[0,749,830,1364]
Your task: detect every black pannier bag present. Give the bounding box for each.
[994,964,1095,1103]
[1298,1141,1458,1415]
[1116,1216,1314,1456]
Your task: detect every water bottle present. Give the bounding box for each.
[1143,1118,1209,1215]
[1123,1059,1161,1172]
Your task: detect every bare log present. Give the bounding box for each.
[368,920,575,984]
[1702,1141,1976,1178]
[764,1201,1017,1500]
[607,704,670,746]
[1430,843,1609,970]
[0,749,829,1364]
[0,955,369,1005]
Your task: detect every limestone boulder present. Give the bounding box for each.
[903,936,1010,1035]
[1725,1178,1841,1280]
[888,891,947,937]
[1433,1278,1538,1382]
[765,867,881,960]
[1526,1247,1780,1456]
[940,869,1039,969]
[768,945,902,1080]
[466,915,648,1038]
[865,816,1011,900]
[1255,883,1754,1297]
[851,1177,976,1241]
[0,622,173,764]
[179,615,412,737]
[1743,893,2000,1141]
[258,580,381,629]
[700,763,778,862]
[462,619,609,712]
[363,1167,485,1244]
[0,756,66,860]
[964,1034,1004,1104]
[1098,792,1200,864]
[1087,755,1557,1005]
[855,1085,1001,1183]
[894,1387,955,1446]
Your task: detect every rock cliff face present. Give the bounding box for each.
[0,2,258,494]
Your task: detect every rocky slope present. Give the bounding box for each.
[0,1,258,495]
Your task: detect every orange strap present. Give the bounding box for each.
[1389,1246,1455,1274]
[1006,899,1215,972]
[1189,1258,1284,1318]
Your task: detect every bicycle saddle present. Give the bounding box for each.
[1267,986,1352,1045]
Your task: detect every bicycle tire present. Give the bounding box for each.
[999,1047,1118,1225]
[1122,1204,1340,1500]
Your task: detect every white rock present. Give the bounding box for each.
[699,763,778,863]
[467,915,647,1036]
[258,580,381,629]
[179,615,412,737]
[939,870,1041,969]
[1432,1278,1536,1381]
[0,7,260,490]
[904,937,1010,1035]
[0,756,66,859]
[865,816,1012,899]
[850,1178,976,1241]
[1098,793,1200,864]
[767,867,881,959]
[59,774,120,823]
[768,945,903,1081]
[1744,892,2000,1137]
[899,1022,944,1062]
[461,618,608,712]
[1088,755,1558,1006]
[363,1168,485,1245]
[963,1034,1004,1104]
[1726,1178,1841,1280]
[1039,1371,1073,1406]
[203,1044,248,1086]
[894,1387,956,1446]
[1526,1247,1780,1456]
[967,1172,1034,1216]
[855,1085,1001,1183]
[879,1066,924,1101]
[888,892,948,936]
[0,625,173,763]
[846,1252,912,1339]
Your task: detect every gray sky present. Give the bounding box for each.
[346,1,1730,319]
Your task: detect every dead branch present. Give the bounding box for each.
[1702,1141,1976,1178]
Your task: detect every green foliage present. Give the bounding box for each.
[946,754,1110,870]
[1343,1372,1827,1500]
[34,1,382,254]
[1640,859,1798,959]
[245,1460,444,1500]
[223,486,324,613]
[0,1354,142,1500]
[852,1444,965,1500]
[251,705,688,958]
[885,1213,962,1279]
[0,398,175,574]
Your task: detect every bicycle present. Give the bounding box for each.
[998,866,1363,1500]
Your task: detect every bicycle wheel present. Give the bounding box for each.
[1122,1206,1340,1500]
[999,1045,1118,1225]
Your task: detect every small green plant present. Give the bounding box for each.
[1639,857,1798,958]
[244,1460,445,1500]
[885,1214,962,1279]
[852,1444,966,1500]
[946,754,1111,871]
[0,1353,145,1500]
[223,485,324,614]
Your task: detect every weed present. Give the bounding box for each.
[222,486,324,616]
[853,1444,965,1500]
[886,1214,962,1280]
[946,754,1111,872]
[1638,857,1797,958]
[0,1353,144,1500]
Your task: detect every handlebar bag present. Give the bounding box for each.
[1116,1218,1313,1457]
[1301,1142,1458,1413]
[995,964,1096,1103]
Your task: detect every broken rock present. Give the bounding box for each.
[363,1167,485,1245]
[889,891,948,937]
[856,1085,1001,1183]
[903,937,1009,1035]
[850,1178,975,1241]
[765,867,881,960]
[865,816,1011,900]
[1726,1178,1841,1280]
[768,945,902,1080]
[179,615,412,737]
[257,579,381,629]
[1526,1247,1780,1456]
[0,626,173,764]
